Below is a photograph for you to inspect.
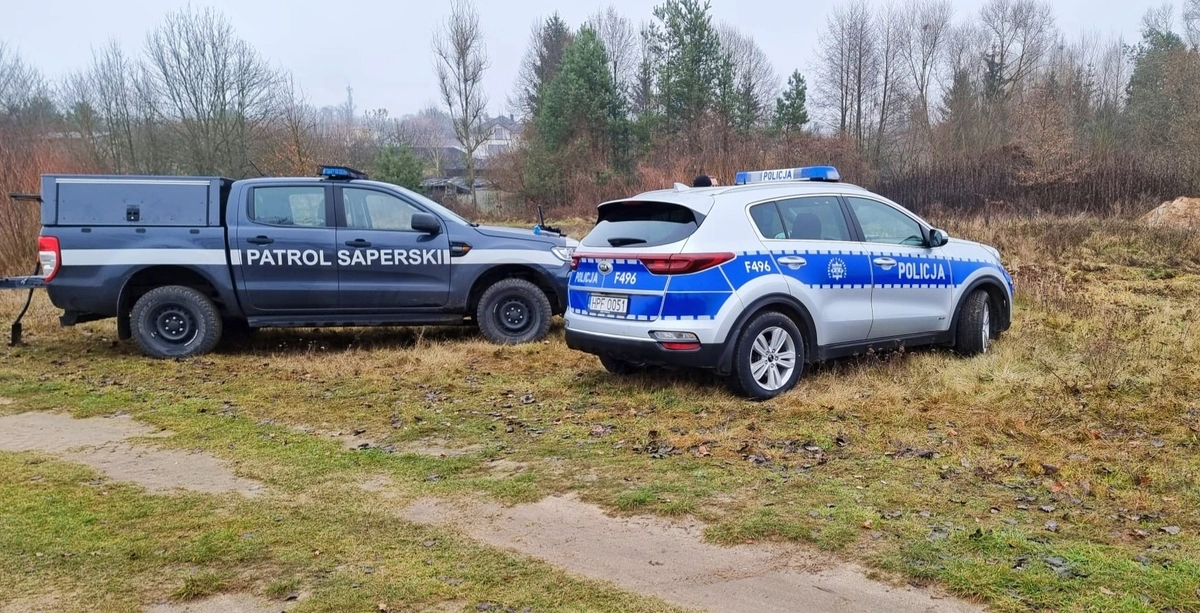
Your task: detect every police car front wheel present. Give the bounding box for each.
[728,312,805,400]
[953,290,993,357]
[476,278,553,345]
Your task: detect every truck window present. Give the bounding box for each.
[251,187,326,227]
[343,188,421,232]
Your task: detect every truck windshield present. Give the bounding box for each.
[388,184,473,227]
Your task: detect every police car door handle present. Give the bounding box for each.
[247,235,274,245]
[777,256,807,269]
[344,239,372,248]
[873,257,897,270]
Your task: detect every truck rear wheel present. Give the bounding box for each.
[476,278,552,345]
[130,286,223,359]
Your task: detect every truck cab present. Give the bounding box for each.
[26,167,575,358]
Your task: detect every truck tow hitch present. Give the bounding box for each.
[3,192,46,346]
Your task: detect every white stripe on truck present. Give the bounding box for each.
[453,249,563,266]
[60,249,229,267]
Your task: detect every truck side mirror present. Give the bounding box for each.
[411,212,441,235]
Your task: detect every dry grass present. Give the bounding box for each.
[1,214,1199,612]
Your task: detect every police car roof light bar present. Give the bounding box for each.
[734,166,840,185]
[319,165,369,180]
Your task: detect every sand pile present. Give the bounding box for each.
[1141,197,1200,229]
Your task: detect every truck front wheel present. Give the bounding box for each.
[130,286,223,359]
[476,278,552,344]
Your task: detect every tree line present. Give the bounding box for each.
[3,0,1200,248]
[491,0,1200,218]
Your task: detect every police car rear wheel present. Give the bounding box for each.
[730,312,804,400]
[477,278,552,345]
[953,290,991,357]
[130,285,223,359]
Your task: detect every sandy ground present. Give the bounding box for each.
[403,494,985,613]
[0,412,262,497]
[144,594,293,613]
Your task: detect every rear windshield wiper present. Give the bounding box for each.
[607,237,647,247]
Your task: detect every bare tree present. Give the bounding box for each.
[1143,2,1176,36]
[873,3,906,164]
[898,0,953,132]
[588,6,639,96]
[1185,0,1200,47]
[511,14,573,120]
[433,0,490,207]
[717,23,780,116]
[978,0,1057,99]
[143,6,285,176]
[0,41,49,131]
[816,0,878,146]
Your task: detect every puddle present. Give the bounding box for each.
[0,413,262,497]
[145,593,293,613]
[403,494,983,613]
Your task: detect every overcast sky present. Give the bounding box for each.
[4,0,1155,117]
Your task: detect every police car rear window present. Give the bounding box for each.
[582,202,704,248]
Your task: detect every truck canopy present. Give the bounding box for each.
[41,175,232,227]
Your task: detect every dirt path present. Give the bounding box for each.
[0,413,262,497]
[145,594,293,613]
[404,494,984,613]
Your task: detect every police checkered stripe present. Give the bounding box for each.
[661,315,715,321]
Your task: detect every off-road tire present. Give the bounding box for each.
[476,278,553,345]
[130,285,223,359]
[727,311,805,400]
[953,290,992,357]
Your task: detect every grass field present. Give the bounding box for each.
[1,215,1199,612]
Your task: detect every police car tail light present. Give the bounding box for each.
[651,331,701,351]
[38,236,60,282]
[640,253,735,275]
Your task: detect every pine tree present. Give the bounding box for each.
[773,70,810,135]
[374,145,425,191]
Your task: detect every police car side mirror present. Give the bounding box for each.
[928,228,949,248]
[411,212,441,235]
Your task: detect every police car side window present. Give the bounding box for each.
[344,188,421,232]
[251,187,327,227]
[749,203,787,240]
[846,197,924,246]
[776,197,851,241]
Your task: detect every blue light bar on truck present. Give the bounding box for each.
[319,165,369,180]
[734,166,840,185]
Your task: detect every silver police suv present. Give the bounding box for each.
[564,166,1014,399]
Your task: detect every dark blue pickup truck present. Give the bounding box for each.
[2,167,575,358]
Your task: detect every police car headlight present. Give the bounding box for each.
[551,246,574,262]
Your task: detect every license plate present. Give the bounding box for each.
[588,294,628,314]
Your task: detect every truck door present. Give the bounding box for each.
[335,186,451,310]
[844,196,953,340]
[234,184,339,312]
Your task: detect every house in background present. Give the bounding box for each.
[479,116,524,158]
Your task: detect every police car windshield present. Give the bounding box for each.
[582,201,703,248]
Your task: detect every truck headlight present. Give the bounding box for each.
[552,246,574,262]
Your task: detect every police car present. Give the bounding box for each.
[564,166,1014,399]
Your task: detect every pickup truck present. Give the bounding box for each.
[3,167,575,358]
